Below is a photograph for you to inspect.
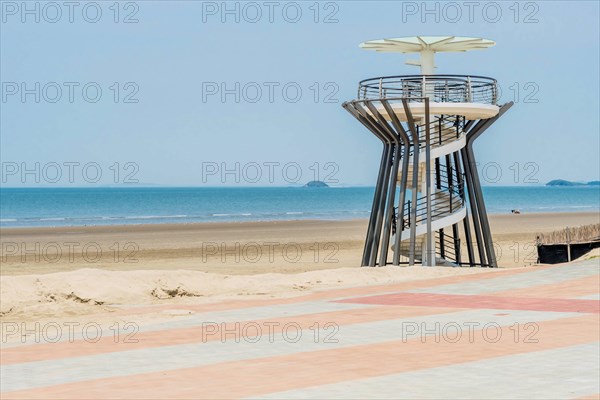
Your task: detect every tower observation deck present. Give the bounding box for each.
[343,36,513,267]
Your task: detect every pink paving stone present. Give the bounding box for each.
[337,292,600,313]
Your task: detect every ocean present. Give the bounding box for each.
[1,186,598,228]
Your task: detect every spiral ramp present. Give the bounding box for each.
[390,112,469,266]
[343,96,513,268]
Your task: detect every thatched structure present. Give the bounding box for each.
[536,224,600,245]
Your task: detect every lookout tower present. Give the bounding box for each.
[343,36,512,267]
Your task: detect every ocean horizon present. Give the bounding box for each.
[1,186,598,228]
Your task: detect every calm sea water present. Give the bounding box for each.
[1,187,598,228]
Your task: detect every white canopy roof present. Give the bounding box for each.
[359,36,495,74]
[359,36,495,53]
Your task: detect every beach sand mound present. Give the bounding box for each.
[1,266,487,318]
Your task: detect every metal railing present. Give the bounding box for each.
[436,230,460,263]
[404,193,464,226]
[408,115,464,155]
[392,167,465,233]
[357,75,497,105]
[393,231,461,265]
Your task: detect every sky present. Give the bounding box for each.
[1,0,599,187]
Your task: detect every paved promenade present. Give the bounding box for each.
[2,260,599,399]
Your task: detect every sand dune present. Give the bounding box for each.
[1,265,492,321]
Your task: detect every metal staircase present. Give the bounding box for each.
[388,112,467,266]
[343,75,513,268]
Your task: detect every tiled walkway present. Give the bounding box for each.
[2,261,599,399]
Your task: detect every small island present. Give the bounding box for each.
[546,180,599,187]
[304,180,329,188]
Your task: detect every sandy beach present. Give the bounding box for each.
[1,211,598,322]
[1,211,598,276]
